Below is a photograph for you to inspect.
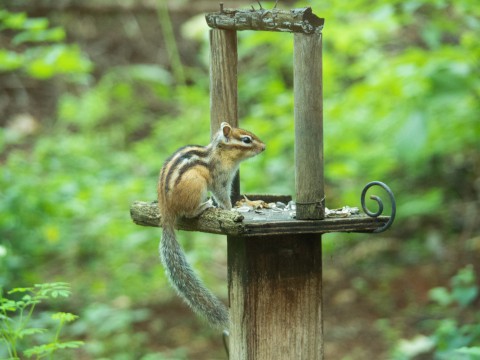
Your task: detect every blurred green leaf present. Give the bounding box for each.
[0,10,91,80]
[450,265,478,308]
[455,347,480,356]
[397,189,444,218]
[0,11,27,30]
[395,112,427,162]
[12,27,65,45]
[0,50,24,71]
[25,45,92,79]
[429,287,452,307]
[52,312,79,322]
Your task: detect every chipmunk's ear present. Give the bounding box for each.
[221,122,232,139]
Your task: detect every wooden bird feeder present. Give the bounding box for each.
[131,5,395,359]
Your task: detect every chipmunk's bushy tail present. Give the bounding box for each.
[160,226,229,329]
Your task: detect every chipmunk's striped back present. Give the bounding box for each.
[159,145,211,200]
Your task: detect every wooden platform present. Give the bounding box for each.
[130,201,389,237]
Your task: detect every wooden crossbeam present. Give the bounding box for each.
[206,7,324,34]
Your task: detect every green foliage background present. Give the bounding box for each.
[0,0,479,359]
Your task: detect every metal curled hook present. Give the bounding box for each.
[361,181,396,233]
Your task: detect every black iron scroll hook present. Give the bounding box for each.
[361,181,396,233]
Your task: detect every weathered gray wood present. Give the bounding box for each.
[206,7,324,34]
[209,29,238,133]
[130,201,390,236]
[228,234,323,359]
[209,29,240,201]
[294,32,324,220]
[240,212,389,235]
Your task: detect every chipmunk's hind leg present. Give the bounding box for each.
[173,166,212,218]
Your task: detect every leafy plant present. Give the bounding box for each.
[430,265,479,308]
[0,9,92,78]
[0,282,84,359]
[392,265,480,359]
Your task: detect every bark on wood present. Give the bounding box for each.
[228,234,323,359]
[206,7,324,34]
[294,33,324,220]
[130,201,390,236]
[130,201,245,235]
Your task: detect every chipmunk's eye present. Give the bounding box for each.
[241,136,252,144]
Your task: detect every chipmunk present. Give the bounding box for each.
[157,122,265,329]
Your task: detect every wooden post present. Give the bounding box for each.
[209,29,240,201]
[209,29,238,131]
[228,235,323,359]
[294,33,324,220]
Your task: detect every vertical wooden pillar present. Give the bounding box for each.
[228,235,323,359]
[209,29,240,200]
[294,33,324,220]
